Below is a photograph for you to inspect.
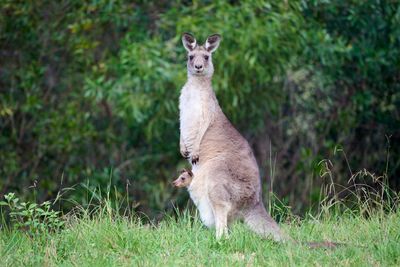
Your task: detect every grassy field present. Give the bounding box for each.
[1,206,399,267]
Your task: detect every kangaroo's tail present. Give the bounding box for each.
[244,203,345,248]
[243,202,288,242]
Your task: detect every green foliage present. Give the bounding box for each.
[0,174,398,265]
[0,206,399,266]
[0,193,64,234]
[0,0,399,215]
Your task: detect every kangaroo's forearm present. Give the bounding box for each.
[180,135,185,149]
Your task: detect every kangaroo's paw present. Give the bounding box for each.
[180,149,189,159]
[191,153,199,164]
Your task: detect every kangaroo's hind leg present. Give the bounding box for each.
[213,203,231,239]
[208,184,232,240]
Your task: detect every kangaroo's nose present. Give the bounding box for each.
[195,65,203,70]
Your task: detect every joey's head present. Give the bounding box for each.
[182,33,221,78]
[172,169,193,188]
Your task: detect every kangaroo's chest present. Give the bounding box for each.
[179,87,204,149]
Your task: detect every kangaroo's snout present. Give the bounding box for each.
[172,177,184,188]
[195,64,203,70]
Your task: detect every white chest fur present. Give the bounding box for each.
[179,85,204,151]
[188,184,215,228]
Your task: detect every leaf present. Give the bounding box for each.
[28,203,38,209]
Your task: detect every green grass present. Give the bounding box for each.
[1,207,399,266]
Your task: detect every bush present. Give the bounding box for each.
[0,0,399,216]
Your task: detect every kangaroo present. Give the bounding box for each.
[179,33,284,241]
[172,169,194,188]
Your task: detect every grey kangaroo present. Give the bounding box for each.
[172,169,194,188]
[179,32,284,241]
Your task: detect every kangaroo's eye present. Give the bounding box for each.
[204,55,209,60]
[181,177,185,181]
[189,55,194,60]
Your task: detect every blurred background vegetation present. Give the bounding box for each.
[1,0,399,218]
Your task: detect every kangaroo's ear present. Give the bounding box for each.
[205,34,221,53]
[187,169,193,177]
[182,33,197,52]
